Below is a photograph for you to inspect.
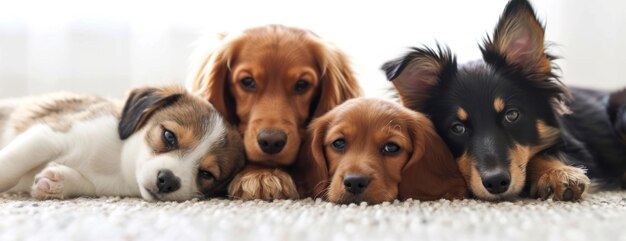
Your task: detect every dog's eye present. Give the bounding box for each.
[294,80,310,93]
[162,129,178,148]
[331,138,346,152]
[382,142,401,155]
[198,169,214,179]
[505,109,520,123]
[451,123,466,135]
[240,77,256,91]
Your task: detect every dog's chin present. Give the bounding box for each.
[140,186,162,202]
[470,185,522,201]
[328,191,391,205]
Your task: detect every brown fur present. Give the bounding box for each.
[457,108,468,121]
[7,93,121,135]
[527,155,590,201]
[494,98,505,112]
[189,25,362,200]
[127,87,245,196]
[293,98,467,204]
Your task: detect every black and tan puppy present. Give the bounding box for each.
[381,0,626,201]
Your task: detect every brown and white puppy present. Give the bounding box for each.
[0,86,244,201]
[188,24,362,200]
[293,98,467,204]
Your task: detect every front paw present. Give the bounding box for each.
[31,164,65,200]
[530,166,590,201]
[228,167,299,201]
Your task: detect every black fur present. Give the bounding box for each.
[383,0,626,196]
[118,88,181,140]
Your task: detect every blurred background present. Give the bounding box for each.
[0,0,624,99]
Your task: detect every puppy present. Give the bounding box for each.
[292,98,467,204]
[383,0,597,201]
[188,24,362,200]
[0,86,244,201]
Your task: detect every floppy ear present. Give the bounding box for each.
[118,87,183,140]
[188,35,239,124]
[310,40,362,118]
[382,45,457,111]
[398,112,468,201]
[292,113,331,198]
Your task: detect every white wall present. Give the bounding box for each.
[0,0,624,99]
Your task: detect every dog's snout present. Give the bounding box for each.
[481,169,511,194]
[256,129,287,155]
[343,175,370,194]
[156,170,181,193]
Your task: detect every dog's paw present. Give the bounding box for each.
[228,167,299,201]
[31,164,66,200]
[531,166,590,201]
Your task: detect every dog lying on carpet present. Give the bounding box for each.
[292,98,467,204]
[0,86,244,201]
[383,0,626,201]
[188,24,362,200]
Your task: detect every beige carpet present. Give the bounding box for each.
[1,192,626,241]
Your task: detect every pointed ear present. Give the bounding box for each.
[382,46,456,111]
[188,35,239,124]
[293,113,331,198]
[398,111,468,200]
[118,86,183,140]
[482,0,550,77]
[310,39,362,118]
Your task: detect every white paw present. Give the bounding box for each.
[31,166,65,200]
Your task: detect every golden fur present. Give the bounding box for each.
[293,98,467,204]
[188,25,362,200]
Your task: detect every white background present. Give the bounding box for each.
[0,0,624,99]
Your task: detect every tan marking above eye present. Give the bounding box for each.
[494,97,505,112]
[457,108,468,121]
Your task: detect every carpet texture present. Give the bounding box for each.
[1,192,626,241]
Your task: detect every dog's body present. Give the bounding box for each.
[558,88,626,181]
[0,86,244,201]
[383,0,608,201]
[293,98,467,204]
[188,25,361,200]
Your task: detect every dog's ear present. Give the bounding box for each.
[482,0,549,75]
[118,86,183,140]
[310,39,362,119]
[292,113,331,198]
[481,0,570,114]
[188,35,239,124]
[382,46,457,111]
[398,111,468,201]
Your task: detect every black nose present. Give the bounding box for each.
[481,170,511,194]
[256,129,287,155]
[343,175,370,194]
[156,170,181,193]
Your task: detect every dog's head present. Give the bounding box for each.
[118,86,245,201]
[300,98,466,204]
[189,24,361,166]
[383,0,568,200]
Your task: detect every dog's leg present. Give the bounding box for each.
[528,155,590,201]
[31,162,95,200]
[228,164,299,200]
[0,125,64,192]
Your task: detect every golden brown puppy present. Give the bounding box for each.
[292,98,467,204]
[188,25,362,200]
